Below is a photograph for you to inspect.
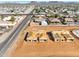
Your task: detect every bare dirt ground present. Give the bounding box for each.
[6,26,79,57]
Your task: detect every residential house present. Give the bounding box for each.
[48,18,61,25]
[64,18,75,26]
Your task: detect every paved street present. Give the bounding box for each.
[0,14,33,56]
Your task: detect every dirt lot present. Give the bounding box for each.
[5,26,79,57]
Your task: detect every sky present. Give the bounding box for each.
[0,0,78,2]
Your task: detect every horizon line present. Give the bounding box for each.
[0,1,79,3]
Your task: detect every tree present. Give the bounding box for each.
[61,19,67,25]
[9,16,15,23]
[0,15,4,20]
[35,9,40,14]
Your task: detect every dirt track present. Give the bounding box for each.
[5,26,79,57]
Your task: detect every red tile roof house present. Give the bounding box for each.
[48,18,61,25]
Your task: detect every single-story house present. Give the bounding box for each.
[48,18,61,24]
[41,20,48,26]
[64,18,75,26]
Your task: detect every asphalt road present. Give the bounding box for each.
[0,14,33,56]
